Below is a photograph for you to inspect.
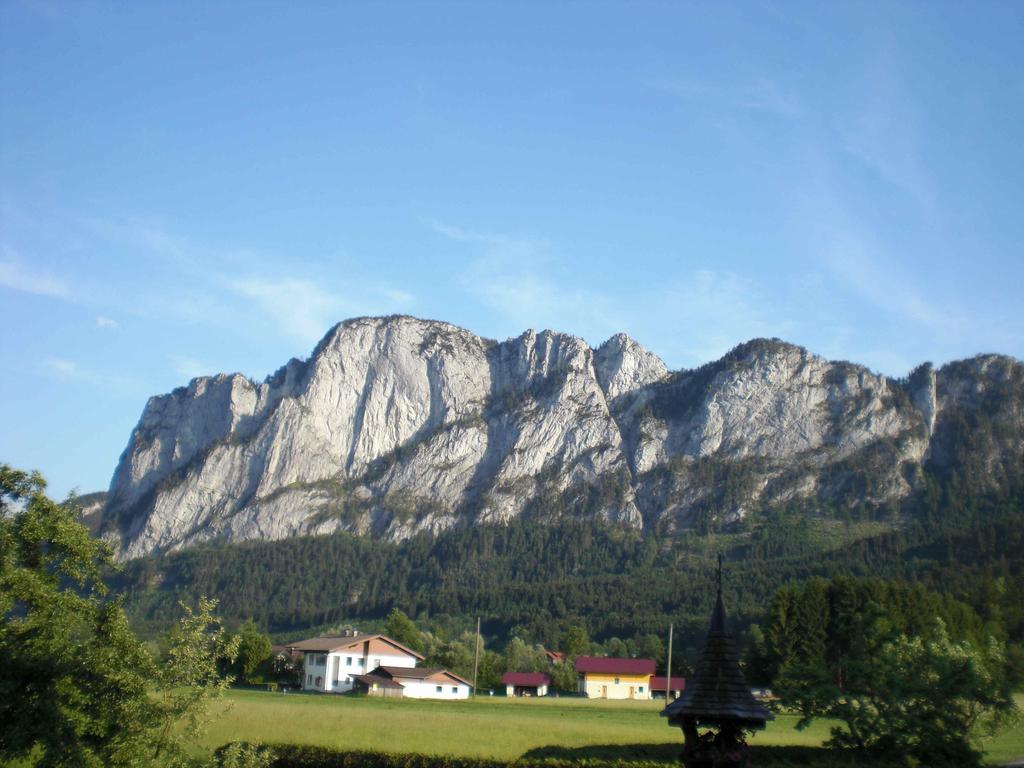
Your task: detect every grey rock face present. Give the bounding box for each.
[100,316,1024,560]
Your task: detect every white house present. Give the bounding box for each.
[354,666,472,699]
[289,632,424,693]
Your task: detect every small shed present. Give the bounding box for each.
[649,675,686,700]
[352,672,404,697]
[502,671,551,697]
[662,558,772,767]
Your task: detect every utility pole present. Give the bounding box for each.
[472,616,481,697]
[666,621,674,701]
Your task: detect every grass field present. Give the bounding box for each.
[200,690,1024,766]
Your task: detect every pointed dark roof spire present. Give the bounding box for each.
[661,557,772,729]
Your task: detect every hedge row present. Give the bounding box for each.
[215,743,897,768]
[215,744,671,768]
[214,745,897,768]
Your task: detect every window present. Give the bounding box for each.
[451,686,458,694]
[614,677,620,685]
[346,656,352,666]
[306,674,312,685]
[639,686,645,693]
[436,685,443,693]
[357,657,364,665]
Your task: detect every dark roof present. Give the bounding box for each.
[502,672,551,686]
[352,673,403,689]
[373,665,436,680]
[271,644,301,659]
[372,666,472,687]
[650,676,686,691]
[286,634,425,659]
[575,656,656,675]
[662,563,772,729]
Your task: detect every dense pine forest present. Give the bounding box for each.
[110,467,1024,681]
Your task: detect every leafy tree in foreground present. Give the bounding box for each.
[777,619,1018,767]
[0,464,239,767]
[1,465,158,766]
[153,598,240,763]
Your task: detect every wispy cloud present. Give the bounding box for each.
[229,277,345,344]
[650,270,797,366]
[81,215,194,263]
[228,275,416,345]
[168,355,209,380]
[837,49,934,213]
[95,315,119,329]
[42,356,139,391]
[655,76,802,119]
[76,216,416,344]
[45,357,79,376]
[0,253,70,297]
[430,218,796,365]
[818,227,959,334]
[429,218,624,340]
[382,288,415,305]
[425,218,544,254]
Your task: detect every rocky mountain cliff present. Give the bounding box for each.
[100,316,1024,561]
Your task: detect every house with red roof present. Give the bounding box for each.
[502,671,551,697]
[575,655,656,699]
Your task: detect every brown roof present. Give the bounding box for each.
[575,656,656,675]
[372,665,472,687]
[271,644,301,659]
[286,633,425,659]
[662,571,772,729]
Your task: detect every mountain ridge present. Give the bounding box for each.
[98,315,1024,561]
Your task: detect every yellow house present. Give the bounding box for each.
[575,655,656,700]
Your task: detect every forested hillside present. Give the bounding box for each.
[111,474,1024,671]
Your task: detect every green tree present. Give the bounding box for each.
[562,624,589,659]
[638,633,665,666]
[778,620,1018,767]
[1,465,159,766]
[503,636,546,673]
[0,464,239,767]
[794,578,828,668]
[476,649,504,691]
[152,597,240,763]
[764,584,800,678]
[234,619,272,683]
[550,659,578,692]
[384,608,423,651]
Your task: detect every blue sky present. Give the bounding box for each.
[2,1,1023,498]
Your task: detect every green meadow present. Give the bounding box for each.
[200,690,1024,766]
